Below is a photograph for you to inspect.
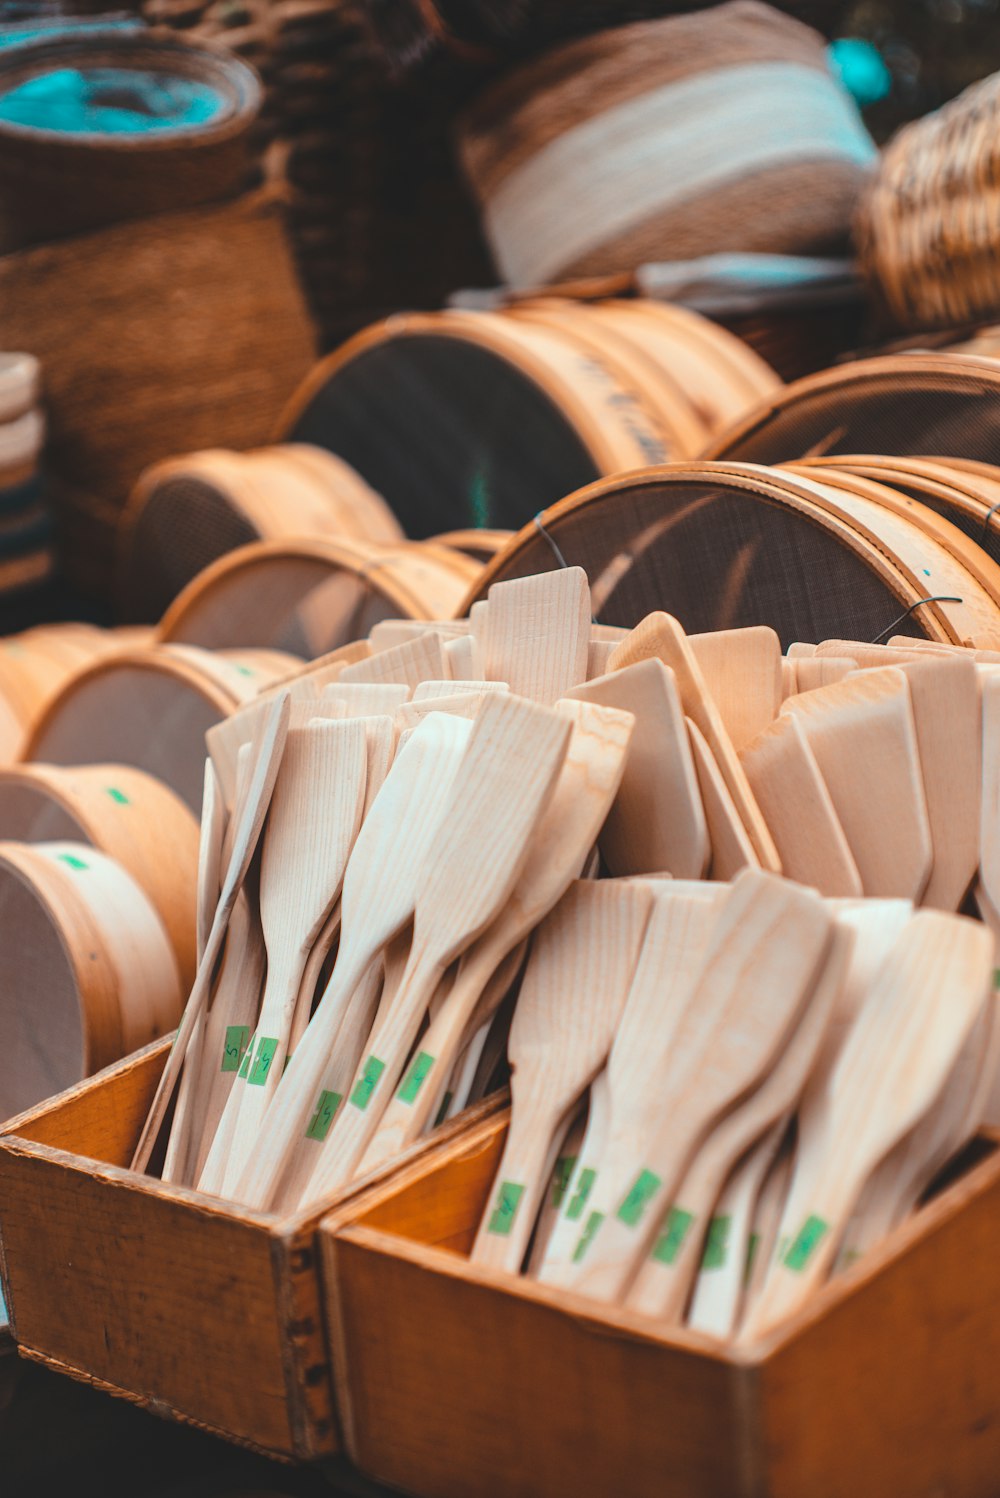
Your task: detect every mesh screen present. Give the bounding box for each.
[709,364,1000,468]
[834,471,1000,570]
[285,334,601,538]
[123,477,260,623]
[468,477,928,649]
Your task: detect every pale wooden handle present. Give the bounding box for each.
[471,1104,565,1274]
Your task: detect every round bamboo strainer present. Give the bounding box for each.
[462,461,980,647]
[22,644,273,811]
[0,763,199,987]
[705,353,1000,465]
[432,530,514,562]
[0,840,181,1121]
[158,536,479,654]
[277,308,685,538]
[118,443,404,621]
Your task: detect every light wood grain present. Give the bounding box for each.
[484,568,590,703]
[689,626,782,750]
[340,632,447,688]
[686,719,759,881]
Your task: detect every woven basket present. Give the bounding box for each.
[858,69,1000,330]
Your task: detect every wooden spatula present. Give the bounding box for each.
[322,683,410,715]
[231,713,474,1211]
[742,911,995,1341]
[624,924,852,1320]
[740,713,863,897]
[470,880,653,1273]
[444,634,482,680]
[533,1068,612,1277]
[564,658,709,879]
[688,626,782,750]
[132,689,290,1173]
[608,613,780,872]
[412,681,508,702]
[686,720,759,880]
[527,1104,589,1274]
[539,882,722,1288]
[790,657,855,693]
[195,758,225,964]
[298,693,574,1205]
[430,941,529,1128]
[561,871,833,1304]
[484,568,590,702]
[340,631,447,688]
[782,667,932,899]
[356,699,634,1170]
[214,719,369,1192]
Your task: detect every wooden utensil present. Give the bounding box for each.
[791,657,855,693]
[739,713,863,897]
[742,911,994,1340]
[431,941,529,1129]
[781,668,932,900]
[132,689,290,1173]
[411,681,507,702]
[484,568,590,703]
[688,626,782,751]
[564,658,709,879]
[443,634,482,680]
[196,757,226,966]
[322,683,411,715]
[561,871,832,1304]
[471,880,653,1273]
[230,713,475,1210]
[213,718,368,1192]
[357,698,635,1170]
[339,631,447,688]
[686,719,759,881]
[624,924,852,1320]
[981,674,1000,922]
[300,693,574,1205]
[539,882,722,1287]
[608,613,780,872]
[533,1068,612,1277]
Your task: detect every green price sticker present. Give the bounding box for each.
[571,1210,605,1264]
[745,1231,760,1285]
[397,1050,435,1105]
[702,1214,731,1271]
[783,1214,830,1272]
[248,1036,279,1086]
[487,1180,524,1236]
[306,1089,343,1141]
[105,786,130,805]
[651,1206,695,1266]
[565,1167,596,1221]
[350,1054,386,1111]
[221,1025,251,1073]
[57,852,89,871]
[550,1154,577,1209]
[617,1167,662,1228]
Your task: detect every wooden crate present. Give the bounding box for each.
[0,1037,502,1462]
[321,1107,1000,1498]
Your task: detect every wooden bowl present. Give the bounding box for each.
[0,840,181,1121]
[158,536,479,655]
[118,442,404,620]
[0,762,199,987]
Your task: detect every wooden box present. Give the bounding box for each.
[0,1037,501,1463]
[321,1107,1000,1498]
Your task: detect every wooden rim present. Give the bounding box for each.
[461,460,957,642]
[432,529,514,560]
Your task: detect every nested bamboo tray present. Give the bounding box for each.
[321,1107,1000,1498]
[0,1037,504,1461]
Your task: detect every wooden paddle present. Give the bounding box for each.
[538,882,722,1288]
[444,634,482,680]
[231,713,474,1211]
[688,626,782,751]
[470,880,653,1273]
[431,941,529,1129]
[564,658,709,879]
[356,698,635,1171]
[533,1068,612,1277]
[298,693,574,1206]
[484,567,590,703]
[781,667,933,900]
[322,683,411,715]
[195,758,225,964]
[560,871,832,1304]
[624,923,852,1320]
[411,681,508,701]
[213,718,369,1193]
[686,720,759,881]
[791,657,855,693]
[608,613,780,872]
[742,911,994,1341]
[739,713,863,897]
[131,689,290,1173]
[339,631,447,688]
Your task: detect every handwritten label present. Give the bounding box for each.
[651,1206,695,1266]
[565,1167,596,1221]
[702,1214,731,1271]
[617,1167,662,1228]
[551,1154,577,1209]
[397,1050,435,1105]
[571,1210,605,1263]
[487,1180,524,1236]
[306,1089,343,1141]
[350,1054,386,1111]
[248,1036,279,1086]
[783,1214,829,1272]
[221,1025,251,1073]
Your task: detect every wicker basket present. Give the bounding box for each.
[858,68,1000,331]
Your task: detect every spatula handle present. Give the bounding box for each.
[471,1103,569,1274]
